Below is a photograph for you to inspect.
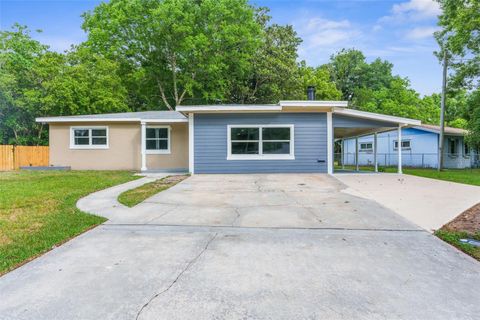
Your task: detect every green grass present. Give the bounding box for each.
[118,175,188,207]
[435,230,480,261]
[336,165,480,186]
[0,170,139,275]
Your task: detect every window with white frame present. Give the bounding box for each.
[393,140,411,150]
[70,127,108,149]
[228,125,294,160]
[359,142,373,152]
[146,126,170,153]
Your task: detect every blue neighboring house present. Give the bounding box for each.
[340,125,478,169]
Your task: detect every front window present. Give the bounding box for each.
[394,140,411,150]
[71,127,108,149]
[228,125,294,160]
[146,126,170,154]
[359,142,373,152]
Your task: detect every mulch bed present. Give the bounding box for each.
[441,203,480,234]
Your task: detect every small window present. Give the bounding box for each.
[71,127,108,149]
[464,142,470,156]
[146,126,170,154]
[394,140,411,150]
[359,142,373,152]
[449,138,457,155]
[228,125,294,160]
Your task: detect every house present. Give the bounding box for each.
[339,125,478,169]
[36,99,422,174]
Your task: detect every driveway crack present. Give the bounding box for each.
[231,207,241,227]
[135,232,218,320]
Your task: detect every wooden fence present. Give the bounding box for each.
[0,145,49,171]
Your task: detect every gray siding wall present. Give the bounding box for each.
[194,113,327,173]
[333,114,396,128]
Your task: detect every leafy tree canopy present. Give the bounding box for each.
[436,0,480,146]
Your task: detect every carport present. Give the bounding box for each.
[332,109,421,173]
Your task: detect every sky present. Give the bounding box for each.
[0,0,443,96]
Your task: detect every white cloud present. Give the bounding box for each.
[405,26,440,39]
[295,18,360,50]
[294,16,361,63]
[380,0,441,23]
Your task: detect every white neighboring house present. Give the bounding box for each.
[340,125,478,169]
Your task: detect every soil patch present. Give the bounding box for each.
[442,203,480,234]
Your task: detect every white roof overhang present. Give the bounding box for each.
[333,108,421,126]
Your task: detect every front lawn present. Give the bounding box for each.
[395,168,480,187]
[435,202,480,261]
[435,230,480,261]
[118,174,188,207]
[0,170,138,275]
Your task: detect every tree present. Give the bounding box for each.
[293,63,341,100]
[0,24,129,145]
[82,0,263,109]
[0,24,48,145]
[436,0,480,145]
[229,8,303,103]
[326,48,441,123]
[327,49,367,101]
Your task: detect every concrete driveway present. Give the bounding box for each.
[0,174,479,320]
[336,173,480,231]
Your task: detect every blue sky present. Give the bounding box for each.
[0,0,442,95]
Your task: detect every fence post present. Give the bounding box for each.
[422,153,424,168]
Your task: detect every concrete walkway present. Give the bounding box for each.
[336,173,480,232]
[76,173,168,222]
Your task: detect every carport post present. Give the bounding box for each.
[355,137,359,171]
[341,139,345,169]
[327,112,333,174]
[141,121,147,171]
[374,132,378,172]
[397,124,403,174]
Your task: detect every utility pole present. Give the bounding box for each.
[438,50,448,171]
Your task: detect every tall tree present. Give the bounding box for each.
[82,0,263,110]
[327,49,367,101]
[0,24,48,145]
[436,0,480,145]
[0,25,129,145]
[229,8,303,103]
[294,63,341,100]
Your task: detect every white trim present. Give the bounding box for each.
[280,100,348,108]
[374,132,378,172]
[327,112,333,174]
[359,141,374,152]
[141,122,147,171]
[141,119,187,123]
[397,124,403,174]
[69,126,109,149]
[145,125,171,154]
[333,108,421,126]
[227,124,295,160]
[188,113,194,174]
[393,139,411,151]
[176,105,282,112]
[36,117,187,123]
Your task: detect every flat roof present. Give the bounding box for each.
[414,124,467,136]
[333,108,421,126]
[36,111,187,123]
[36,101,421,127]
